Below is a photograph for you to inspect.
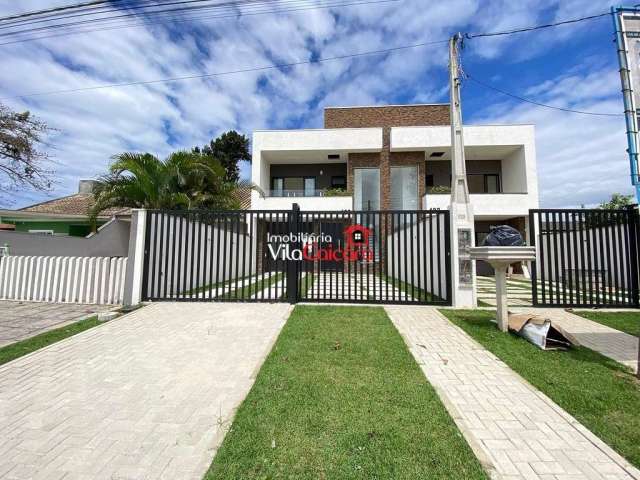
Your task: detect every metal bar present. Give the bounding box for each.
[403,212,408,301]
[586,211,594,305]
[422,212,428,302]
[597,210,606,305]
[172,213,179,300]
[409,212,415,301]
[529,210,538,306]
[436,212,442,302]
[579,211,587,306]
[162,213,170,299]
[390,213,395,302]
[214,213,221,299]
[189,211,196,300]
[571,211,580,305]
[444,211,452,305]
[605,212,614,305]
[564,211,574,305]
[628,207,640,307]
[141,211,152,301]
[558,211,567,305]
[195,213,202,301]
[623,210,633,305]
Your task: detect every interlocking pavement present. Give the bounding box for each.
[386,305,640,480]
[0,302,292,480]
[0,301,113,348]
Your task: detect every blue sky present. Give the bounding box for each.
[0,0,634,208]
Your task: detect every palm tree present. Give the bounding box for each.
[89,150,240,222]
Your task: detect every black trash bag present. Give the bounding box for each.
[482,225,524,247]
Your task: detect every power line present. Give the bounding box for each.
[0,0,399,45]
[465,11,611,39]
[2,38,448,100]
[465,74,623,117]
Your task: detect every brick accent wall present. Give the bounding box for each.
[324,105,450,128]
[328,105,449,210]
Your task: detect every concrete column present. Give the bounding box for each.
[123,209,147,307]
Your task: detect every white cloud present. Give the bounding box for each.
[0,0,632,208]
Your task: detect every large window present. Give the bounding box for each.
[271,176,317,197]
[354,168,380,210]
[391,166,418,210]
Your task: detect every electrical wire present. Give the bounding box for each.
[465,11,611,38]
[2,38,449,100]
[465,74,623,117]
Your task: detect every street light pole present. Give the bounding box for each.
[449,33,476,307]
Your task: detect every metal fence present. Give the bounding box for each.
[529,208,639,308]
[142,207,451,305]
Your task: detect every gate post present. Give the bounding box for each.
[628,205,640,308]
[123,209,147,307]
[286,204,300,304]
[529,210,538,306]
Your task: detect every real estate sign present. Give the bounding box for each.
[613,8,640,198]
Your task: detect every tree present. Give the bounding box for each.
[0,102,53,202]
[89,150,239,221]
[598,193,634,210]
[195,130,250,183]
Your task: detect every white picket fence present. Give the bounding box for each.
[0,255,127,304]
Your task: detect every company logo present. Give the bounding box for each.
[268,224,374,262]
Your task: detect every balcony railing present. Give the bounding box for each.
[268,189,350,198]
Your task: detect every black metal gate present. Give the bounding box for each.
[529,208,640,308]
[141,207,451,305]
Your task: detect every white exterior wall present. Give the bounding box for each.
[252,124,538,217]
[252,128,382,211]
[253,196,352,211]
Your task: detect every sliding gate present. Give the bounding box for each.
[529,208,640,308]
[141,208,451,305]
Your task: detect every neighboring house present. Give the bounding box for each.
[251,104,539,275]
[0,180,129,237]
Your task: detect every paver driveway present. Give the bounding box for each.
[0,302,292,480]
[0,301,113,348]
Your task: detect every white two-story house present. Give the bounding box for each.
[251,104,539,275]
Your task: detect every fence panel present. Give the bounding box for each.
[530,208,639,308]
[142,209,452,305]
[0,255,127,304]
[294,210,451,305]
[142,210,286,302]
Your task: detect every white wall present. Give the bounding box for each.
[0,255,127,304]
[252,128,382,207]
[423,193,535,217]
[253,195,353,211]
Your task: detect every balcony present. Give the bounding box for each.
[268,189,349,198]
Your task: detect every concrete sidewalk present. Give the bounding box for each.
[0,302,292,480]
[386,305,640,480]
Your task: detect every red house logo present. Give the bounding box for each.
[344,224,371,248]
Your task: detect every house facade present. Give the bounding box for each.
[251,104,539,274]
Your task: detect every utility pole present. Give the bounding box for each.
[449,33,476,307]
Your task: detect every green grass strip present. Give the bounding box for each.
[573,311,640,338]
[440,309,640,468]
[218,272,284,300]
[378,274,443,303]
[205,306,487,479]
[0,316,101,366]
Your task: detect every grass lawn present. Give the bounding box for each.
[219,272,284,300]
[440,309,640,468]
[205,306,487,479]
[573,310,640,338]
[0,316,101,366]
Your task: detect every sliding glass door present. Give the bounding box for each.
[353,168,380,211]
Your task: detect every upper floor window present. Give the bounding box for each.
[391,166,418,210]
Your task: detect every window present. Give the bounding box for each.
[485,174,500,193]
[331,176,346,190]
[425,174,434,188]
[354,168,380,210]
[391,166,418,210]
[304,177,316,196]
[272,177,284,196]
[466,174,501,193]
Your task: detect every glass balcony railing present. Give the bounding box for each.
[268,188,350,198]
